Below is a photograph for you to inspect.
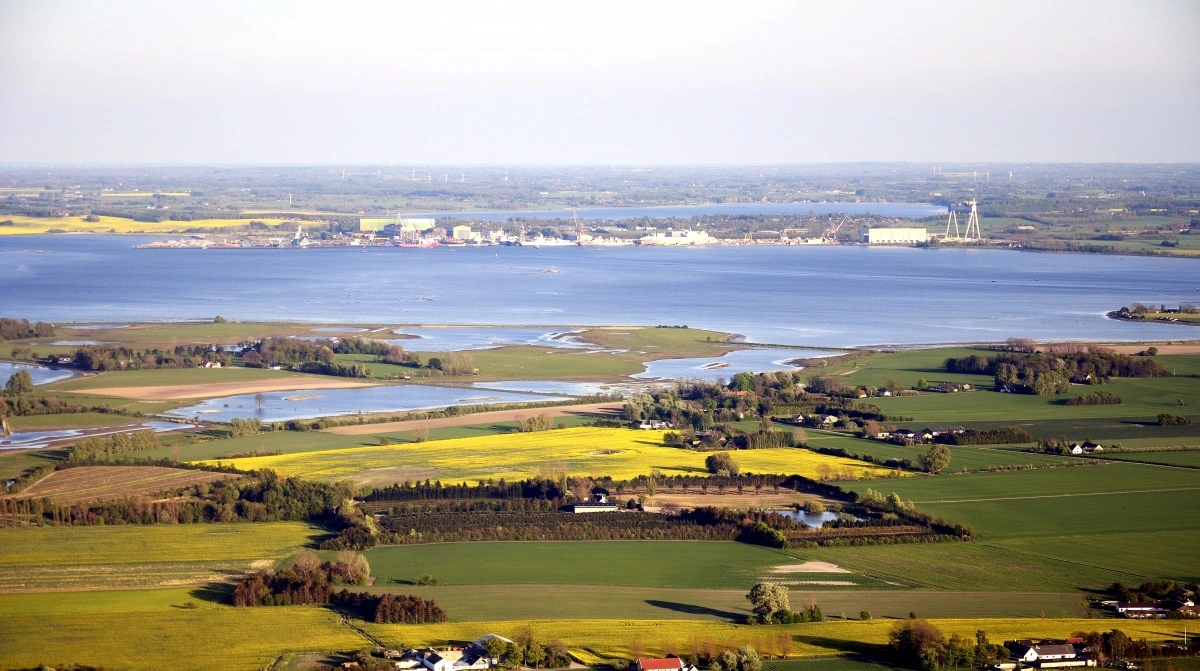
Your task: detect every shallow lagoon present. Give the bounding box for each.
[0,420,195,450]
[165,385,567,423]
[632,348,836,382]
[0,362,76,386]
[389,327,590,352]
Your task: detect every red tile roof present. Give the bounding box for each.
[638,659,683,671]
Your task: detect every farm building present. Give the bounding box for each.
[859,227,928,244]
[396,635,513,671]
[1069,441,1104,455]
[1005,641,1093,668]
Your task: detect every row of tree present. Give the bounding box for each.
[68,429,161,462]
[328,590,448,624]
[73,344,229,371]
[0,317,54,341]
[231,549,371,607]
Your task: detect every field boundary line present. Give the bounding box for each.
[914,486,1200,504]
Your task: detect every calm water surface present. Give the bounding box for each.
[0,362,77,386]
[165,385,567,423]
[2,235,1196,347]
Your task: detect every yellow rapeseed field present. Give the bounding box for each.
[361,617,1191,666]
[0,214,301,235]
[197,427,901,484]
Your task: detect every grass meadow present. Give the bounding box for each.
[0,522,324,592]
[193,427,902,485]
[847,461,1200,583]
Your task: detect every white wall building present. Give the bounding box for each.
[859,227,927,244]
[637,230,713,246]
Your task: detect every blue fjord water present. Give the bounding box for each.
[1,234,1197,347]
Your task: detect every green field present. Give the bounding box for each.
[845,462,1200,583]
[828,348,1200,443]
[0,522,324,592]
[354,541,826,590]
[804,431,1068,471]
[1092,449,1200,467]
[362,584,1084,621]
[4,412,144,431]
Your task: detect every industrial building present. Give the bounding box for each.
[859,227,927,245]
[636,229,713,246]
[450,224,474,240]
[359,217,436,233]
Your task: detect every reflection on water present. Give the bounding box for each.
[471,380,653,397]
[165,385,567,423]
[772,509,857,528]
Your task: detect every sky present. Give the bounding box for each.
[0,0,1198,164]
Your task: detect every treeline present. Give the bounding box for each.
[2,392,138,419]
[1108,580,1198,604]
[68,429,161,462]
[888,621,1008,671]
[945,349,1170,395]
[331,337,415,365]
[8,469,355,527]
[73,344,230,371]
[935,427,1033,445]
[232,549,369,606]
[1066,391,1122,406]
[0,318,55,341]
[244,337,334,368]
[330,591,449,624]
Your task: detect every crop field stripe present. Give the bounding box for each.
[978,542,1166,583]
[912,485,1200,503]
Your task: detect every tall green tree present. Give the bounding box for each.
[4,370,34,396]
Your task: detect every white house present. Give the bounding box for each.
[1069,441,1104,455]
[1008,642,1079,665]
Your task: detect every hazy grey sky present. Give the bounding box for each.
[1,0,1197,164]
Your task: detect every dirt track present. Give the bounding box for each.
[81,378,375,401]
[323,402,624,435]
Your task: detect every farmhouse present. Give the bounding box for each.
[397,635,513,671]
[636,657,699,671]
[637,420,672,430]
[892,428,917,442]
[572,492,618,513]
[1069,441,1104,455]
[1005,641,1092,668]
[1114,601,1171,618]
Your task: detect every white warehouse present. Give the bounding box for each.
[859,227,927,245]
